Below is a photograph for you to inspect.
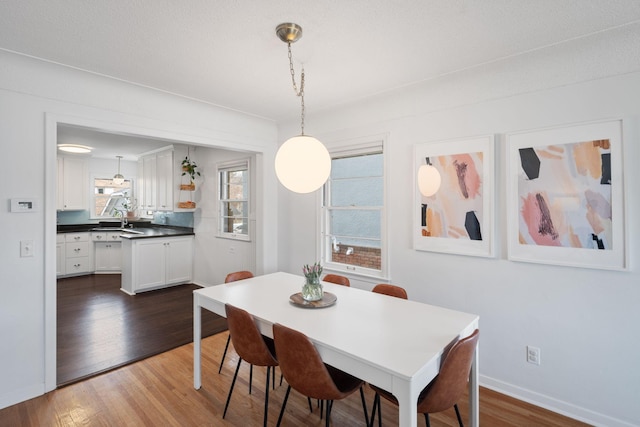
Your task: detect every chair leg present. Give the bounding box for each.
[263,366,270,427]
[223,358,242,418]
[325,400,333,427]
[454,404,464,427]
[425,413,431,427]
[369,393,378,427]
[307,397,313,412]
[376,394,382,427]
[218,334,231,373]
[359,386,369,427]
[276,385,292,427]
[272,365,276,390]
[249,364,253,394]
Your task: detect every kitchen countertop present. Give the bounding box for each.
[57,222,194,239]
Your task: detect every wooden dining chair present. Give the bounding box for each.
[371,283,408,299]
[219,270,254,373]
[273,323,369,427]
[323,273,350,287]
[222,304,279,427]
[369,329,479,427]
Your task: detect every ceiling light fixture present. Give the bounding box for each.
[113,155,125,185]
[274,23,331,194]
[417,157,441,197]
[57,144,92,154]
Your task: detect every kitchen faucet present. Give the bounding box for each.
[117,210,128,228]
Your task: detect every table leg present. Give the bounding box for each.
[395,380,418,427]
[194,295,202,389]
[469,346,479,426]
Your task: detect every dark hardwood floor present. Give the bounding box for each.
[57,274,227,386]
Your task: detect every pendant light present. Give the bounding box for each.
[418,157,441,197]
[274,23,331,194]
[113,155,125,185]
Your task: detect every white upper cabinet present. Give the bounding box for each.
[57,156,88,210]
[155,149,174,211]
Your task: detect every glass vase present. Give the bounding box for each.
[302,277,323,301]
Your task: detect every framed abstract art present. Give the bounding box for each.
[506,119,626,270]
[413,135,495,257]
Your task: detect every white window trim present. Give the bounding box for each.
[89,173,135,220]
[318,135,389,280]
[216,158,251,242]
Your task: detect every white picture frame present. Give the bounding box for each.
[413,135,495,258]
[506,119,626,270]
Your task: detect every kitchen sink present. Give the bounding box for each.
[92,227,145,234]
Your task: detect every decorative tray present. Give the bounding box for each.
[289,292,337,309]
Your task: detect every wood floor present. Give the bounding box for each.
[57,274,227,386]
[3,332,591,427]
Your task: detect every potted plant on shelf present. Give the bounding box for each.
[181,157,200,191]
[178,156,199,209]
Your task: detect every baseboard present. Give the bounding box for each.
[0,383,44,411]
[480,375,636,427]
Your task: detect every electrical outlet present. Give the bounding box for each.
[527,346,541,365]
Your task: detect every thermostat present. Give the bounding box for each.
[11,198,38,213]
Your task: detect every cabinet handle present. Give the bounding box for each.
[74,236,81,240]
[96,235,102,240]
[74,248,81,252]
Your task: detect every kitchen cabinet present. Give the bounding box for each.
[56,234,65,276]
[121,235,193,295]
[138,147,174,212]
[63,232,93,276]
[93,231,122,273]
[140,154,157,210]
[57,156,87,210]
[156,149,173,211]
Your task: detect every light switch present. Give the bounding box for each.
[20,240,34,257]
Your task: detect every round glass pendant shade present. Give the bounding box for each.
[275,135,331,193]
[417,164,441,197]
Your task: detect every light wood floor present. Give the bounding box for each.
[0,332,590,426]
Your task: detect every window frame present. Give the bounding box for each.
[217,159,251,241]
[320,138,388,279]
[90,174,134,220]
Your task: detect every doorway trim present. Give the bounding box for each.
[45,112,272,392]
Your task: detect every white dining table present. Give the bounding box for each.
[193,272,479,427]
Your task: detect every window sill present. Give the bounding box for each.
[216,233,251,242]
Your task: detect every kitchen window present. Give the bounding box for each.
[92,177,133,219]
[321,140,386,277]
[218,159,250,240]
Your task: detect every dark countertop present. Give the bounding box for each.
[118,227,195,239]
[57,222,194,239]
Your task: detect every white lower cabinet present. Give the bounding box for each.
[56,234,65,276]
[121,236,193,295]
[93,231,122,273]
[61,232,93,276]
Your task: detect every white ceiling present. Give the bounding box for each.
[3,1,640,157]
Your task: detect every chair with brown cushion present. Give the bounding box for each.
[273,323,368,427]
[222,304,279,427]
[219,270,254,373]
[371,283,408,299]
[323,273,351,287]
[369,329,479,427]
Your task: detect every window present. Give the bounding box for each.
[92,178,133,219]
[218,160,249,239]
[322,142,385,277]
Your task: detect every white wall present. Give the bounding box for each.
[277,25,640,426]
[0,50,278,409]
[192,147,257,286]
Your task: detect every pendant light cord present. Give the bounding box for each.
[287,42,306,135]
